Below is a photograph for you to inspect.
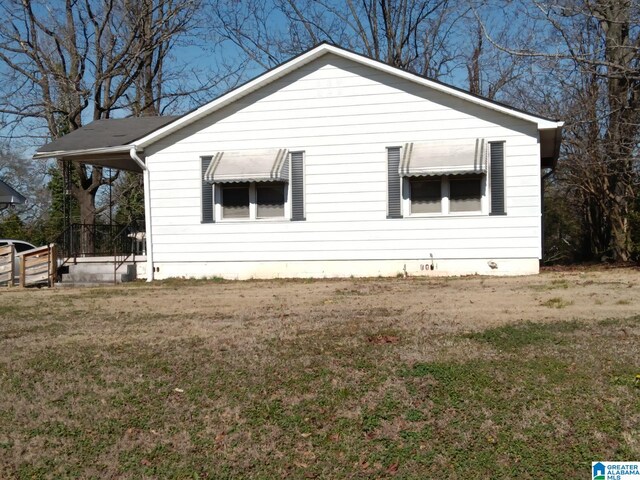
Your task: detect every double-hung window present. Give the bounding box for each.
[407,175,484,215]
[221,184,250,219]
[256,182,286,218]
[409,178,441,214]
[449,176,482,212]
[219,182,286,220]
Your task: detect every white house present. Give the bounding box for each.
[35,43,563,280]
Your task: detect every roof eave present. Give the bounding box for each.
[326,45,563,128]
[134,47,329,149]
[540,124,564,169]
[33,145,134,160]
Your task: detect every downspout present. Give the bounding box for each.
[129,147,154,282]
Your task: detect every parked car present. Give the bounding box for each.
[0,239,37,283]
[0,239,37,253]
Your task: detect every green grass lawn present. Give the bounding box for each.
[0,273,638,478]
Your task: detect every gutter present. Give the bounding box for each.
[33,145,131,160]
[129,147,154,282]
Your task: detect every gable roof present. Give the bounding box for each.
[0,178,26,205]
[32,43,563,168]
[133,42,563,149]
[33,116,180,159]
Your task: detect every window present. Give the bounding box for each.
[0,241,35,252]
[217,182,286,220]
[449,176,482,212]
[204,150,304,222]
[404,175,484,215]
[409,178,441,214]
[395,139,489,218]
[14,242,35,253]
[256,182,285,218]
[221,185,250,218]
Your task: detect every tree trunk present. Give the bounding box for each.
[598,0,637,261]
[610,209,630,261]
[75,186,97,255]
[71,163,102,256]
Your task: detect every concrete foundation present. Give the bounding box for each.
[141,258,540,281]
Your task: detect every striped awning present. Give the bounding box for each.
[204,148,289,183]
[399,139,486,177]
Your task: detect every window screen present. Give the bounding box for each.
[222,185,250,218]
[257,182,285,218]
[449,176,482,212]
[410,178,442,213]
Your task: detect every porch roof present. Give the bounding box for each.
[32,116,180,172]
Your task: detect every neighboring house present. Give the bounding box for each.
[0,178,26,211]
[34,43,563,280]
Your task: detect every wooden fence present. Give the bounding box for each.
[0,244,15,286]
[0,244,57,288]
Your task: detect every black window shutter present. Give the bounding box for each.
[387,147,403,218]
[201,156,214,223]
[489,141,506,215]
[290,151,305,221]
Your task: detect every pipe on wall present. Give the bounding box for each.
[129,148,154,282]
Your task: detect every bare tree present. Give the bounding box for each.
[476,0,640,261]
[463,17,531,100]
[0,145,50,240]
[0,0,205,245]
[209,0,470,80]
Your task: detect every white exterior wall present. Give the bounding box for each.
[144,54,542,279]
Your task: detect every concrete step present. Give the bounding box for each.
[58,262,136,285]
[55,281,125,288]
[66,263,134,274]
[61,272,131,284]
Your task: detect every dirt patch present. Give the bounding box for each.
[2,270,639,356]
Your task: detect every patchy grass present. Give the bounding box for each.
[528,278,570,291]
[1,272,639,478]
[464,320,581,351]
[541,296,574,309]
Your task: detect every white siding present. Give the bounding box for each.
[145,54,542,276]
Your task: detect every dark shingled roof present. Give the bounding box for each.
[0,178,26,205]
[36,116,181,154]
